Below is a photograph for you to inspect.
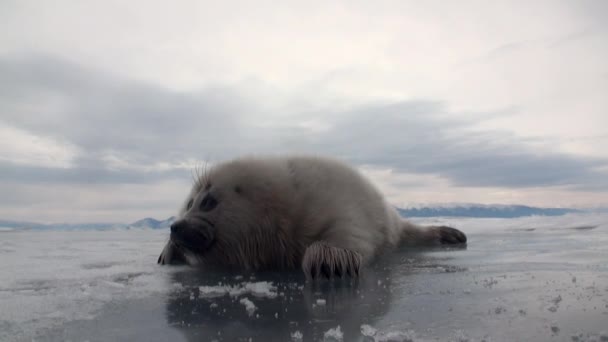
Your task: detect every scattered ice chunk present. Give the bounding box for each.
[227,286,247,297]
[452,329,470,342]
[547,296,561,313]
[239,297,257,317]
[494,306,506,314]
[324,325,343,341]
[198,285,232,298]
[244,281,278,298]
[360,324,377,337]
[291,330,303,341]
[571,333,608,342]
[483,278,498,288]
[550,322,559,334]
[316,299,326,306]
[360,325,417,342]
[198,281,278,299]
[551,295,563,305]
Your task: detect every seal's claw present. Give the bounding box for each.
[302,241,362,280]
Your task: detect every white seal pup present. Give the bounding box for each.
[158,155,466,278]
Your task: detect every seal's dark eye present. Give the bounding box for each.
[186,199,193,210]
[234,185,242,194]
[200,194,218,212]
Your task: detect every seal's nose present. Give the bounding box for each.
[170,219,189,234]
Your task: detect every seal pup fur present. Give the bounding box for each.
[158,156,466,278]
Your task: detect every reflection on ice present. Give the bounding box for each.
[163,265,396,341]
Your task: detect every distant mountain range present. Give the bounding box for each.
[0,216,176,231]
[0,204,599,231]
[128,216,176,229]
[0,219,127,231]
[397,204,583,218]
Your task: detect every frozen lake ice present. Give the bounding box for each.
[1,214,608,341]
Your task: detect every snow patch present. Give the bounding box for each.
[324,325,343,341]
[198,281,278,299]
[291,330,304,341]
[361,324,377,337]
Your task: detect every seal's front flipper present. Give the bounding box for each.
[302,241,362,279]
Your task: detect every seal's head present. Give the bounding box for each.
[158,159,301,270]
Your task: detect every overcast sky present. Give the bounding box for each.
[1,0,607,223]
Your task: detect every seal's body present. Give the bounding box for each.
[158,156,466,278]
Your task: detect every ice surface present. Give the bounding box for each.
[1,213,608,341]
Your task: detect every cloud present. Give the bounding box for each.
[0,55,246,160]
[1,54,607,193]
[0,124,80,168]
[314,104,608,189]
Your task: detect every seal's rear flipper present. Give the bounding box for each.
[433,226,467,245]
[302,241,362,279]
[400,221,467,247]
